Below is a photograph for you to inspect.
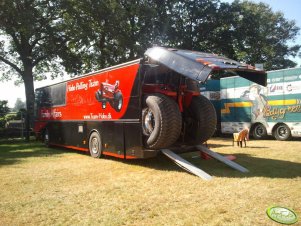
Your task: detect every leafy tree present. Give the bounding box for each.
[63,0,299,71]
[0,0,81,141]
[225,0,300,70]
[5,112,17,121]
[60,0,170,70]
[16,108,27,120]
[0,100,10,117]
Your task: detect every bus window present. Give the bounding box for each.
[35,83,66,107]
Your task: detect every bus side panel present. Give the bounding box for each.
[220,76,252,133]
[46,121,87,149]
[85,121,125,157]
[199,79,221,132]
[220,68,301,137]
[35,62,147,158]
[265,68,301,136]
[124,122,145,159]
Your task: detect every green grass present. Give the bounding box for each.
[0,138,300,225]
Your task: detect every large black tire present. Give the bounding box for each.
[252,123,267,139]
[95,90,102,102]
[113,92,123,112]
[274,123,291,141]
[142,94,182,149]
[183,95,217,144]
[89,131,102,158]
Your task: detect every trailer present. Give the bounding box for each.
[200,67,301,140]
[34,47,266,159]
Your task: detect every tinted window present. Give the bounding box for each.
[35,83,66,107]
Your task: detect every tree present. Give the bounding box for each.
[13,98,26,112]
[63,0,300,71]
[0,0,81,141]
[225,0,300,70]
[0,100,9,117]
[60,0,169,70]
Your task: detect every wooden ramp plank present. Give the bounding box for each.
[161,149,213,180]
[195,145,249,173]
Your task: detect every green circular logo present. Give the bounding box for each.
[267,206,298,225]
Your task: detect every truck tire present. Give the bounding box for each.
[142,94,182,149]
[183,95,217,144]
[89,131,102,158]
[274,123,291,141]
[113,92,123,112]
[252,123,267,139]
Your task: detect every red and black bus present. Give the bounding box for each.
[34,47,266,159]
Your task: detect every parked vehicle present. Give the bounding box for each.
[34,47,266,159]
[200,67,301,140]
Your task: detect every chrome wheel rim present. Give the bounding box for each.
[91,137,99,154]
[143,109,155,135]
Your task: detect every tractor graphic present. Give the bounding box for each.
[95,80,123,112]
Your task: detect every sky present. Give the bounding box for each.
[1,0,301,108]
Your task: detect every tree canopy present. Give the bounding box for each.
[0,0,81,140]
[59,0,300,71]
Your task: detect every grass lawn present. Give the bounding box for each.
[0,138,300,225]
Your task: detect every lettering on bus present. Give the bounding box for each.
[263,105,301,120]
[41,109,62,119]
[83,113,112,120]
[68,80,99,92]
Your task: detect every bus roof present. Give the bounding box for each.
[36,59,141,90]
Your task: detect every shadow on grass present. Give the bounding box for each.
[0,141,64,166]
[181,152,301,179]
[207,143,268,149]
[59,146,301,179]
[2,140,300,179]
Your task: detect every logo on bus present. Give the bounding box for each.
[269,85,283,93]
[95,80,123,112]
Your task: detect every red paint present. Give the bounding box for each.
[102,151,138,159]
[142,84,177,97]
[35,62,140,125]
[50,143,88,152]
[183,90,200,108]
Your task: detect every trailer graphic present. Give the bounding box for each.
[201,67,301,140]
[95,80,123,112]
[34,47,266,159]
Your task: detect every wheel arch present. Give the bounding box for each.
[88,129,101,141]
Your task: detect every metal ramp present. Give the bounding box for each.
[161,149,213,180]
[161,145,249,180]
